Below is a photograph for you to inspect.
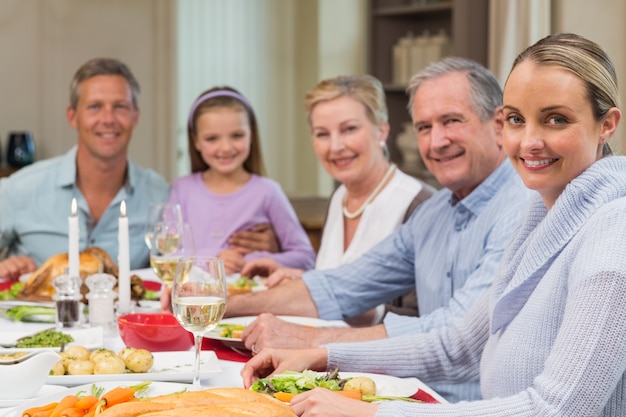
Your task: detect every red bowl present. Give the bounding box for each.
[117,313,194,352]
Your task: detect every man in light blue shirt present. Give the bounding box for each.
[227,58,530,402]
[0,58,169,279]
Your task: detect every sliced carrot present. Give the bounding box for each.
[273,392,298,402]
[83,400,103,417]
[59,407,85,417]
[22,402,58,417]
[101,387,136,407]
[31,411,55,417]
[49,396,80,417]
[336,389,362,400]
[74,396,98,410]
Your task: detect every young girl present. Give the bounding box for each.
[169,87,315,274]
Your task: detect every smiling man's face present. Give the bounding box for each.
[412,71,505,199]
[67,74,139,164]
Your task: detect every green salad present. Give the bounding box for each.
[251,369,344,394]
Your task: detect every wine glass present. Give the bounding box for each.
[144,203,183,250]
[149,222,194,288]
[172,256,227,387]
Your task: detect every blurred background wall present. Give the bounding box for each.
[0,0,623,197]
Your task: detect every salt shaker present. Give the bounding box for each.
[86,273,117,336]
[52,273,82,329]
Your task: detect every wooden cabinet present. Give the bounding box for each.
[367,0,489,186]
[0,167,19,178]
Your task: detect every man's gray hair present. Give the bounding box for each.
[406,57,502,121]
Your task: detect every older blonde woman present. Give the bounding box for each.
[241,75,430,319]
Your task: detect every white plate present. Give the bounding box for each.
[9,381,198,417]
[205,316,348,351]
[0,385,66,408]
[338,372,447,404]
[0,326,103,352]
[46,350,221,386]
[0,300,57,323]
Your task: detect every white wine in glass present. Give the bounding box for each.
[144,203,183,250]
[150,222,194,287]
[172,256,227,387]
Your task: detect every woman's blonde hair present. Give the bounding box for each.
[304,75,388,127]
[186,86,265,175]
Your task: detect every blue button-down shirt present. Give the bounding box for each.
[0,146,169,270]
[303,160,530,402]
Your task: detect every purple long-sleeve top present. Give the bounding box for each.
[169,173,315,269]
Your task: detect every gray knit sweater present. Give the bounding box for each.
[327,156,626,416]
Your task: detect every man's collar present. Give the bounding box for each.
[448,160,517,214]
[56,145,134,194]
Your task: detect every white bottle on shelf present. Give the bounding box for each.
[424,29,450,66]
[410,30,429,77]
[392,32,414,85]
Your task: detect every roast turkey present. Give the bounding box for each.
[18,247,145,302]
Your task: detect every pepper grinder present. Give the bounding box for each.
[86,273,118,337]
[52,273,83,329]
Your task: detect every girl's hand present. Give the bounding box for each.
[228,223,281,254]
[217,249,246,274]
[240,347,328,388]
[290,388,379,417]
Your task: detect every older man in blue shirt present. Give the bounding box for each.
[227,57,531,402]
[0,58,169,279]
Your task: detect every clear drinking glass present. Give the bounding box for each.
[144,203,183,250]
[171,256,227,387]
[149,222,194,288]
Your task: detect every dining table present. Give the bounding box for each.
[0,277,253,417]
[0,276,447,417]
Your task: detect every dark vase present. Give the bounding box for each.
[6,131,35,168]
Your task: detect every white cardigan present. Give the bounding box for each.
[315,169,423,270]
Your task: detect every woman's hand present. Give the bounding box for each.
[160,284,172,313]
[240,347,328,388]
[0,255,36,281]
[290,388,379,417]
[266,267,304,288]
[240,258,281,278]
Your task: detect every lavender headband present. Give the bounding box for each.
[187,90,255,131]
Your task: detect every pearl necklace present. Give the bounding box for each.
[342,164,397,219]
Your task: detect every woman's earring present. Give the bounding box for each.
[380,141,390,160]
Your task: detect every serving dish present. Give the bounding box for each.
[0,326,103,352]
[9,381,198,417]
[205,316,348,352]
[118,313,193,351]
[0,385,67,409]
[46,350,220,386]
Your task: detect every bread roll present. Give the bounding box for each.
[98,388,295,417]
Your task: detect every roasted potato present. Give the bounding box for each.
[124,348,154,373]
[93,355,126,374]
[344,376,377,396]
